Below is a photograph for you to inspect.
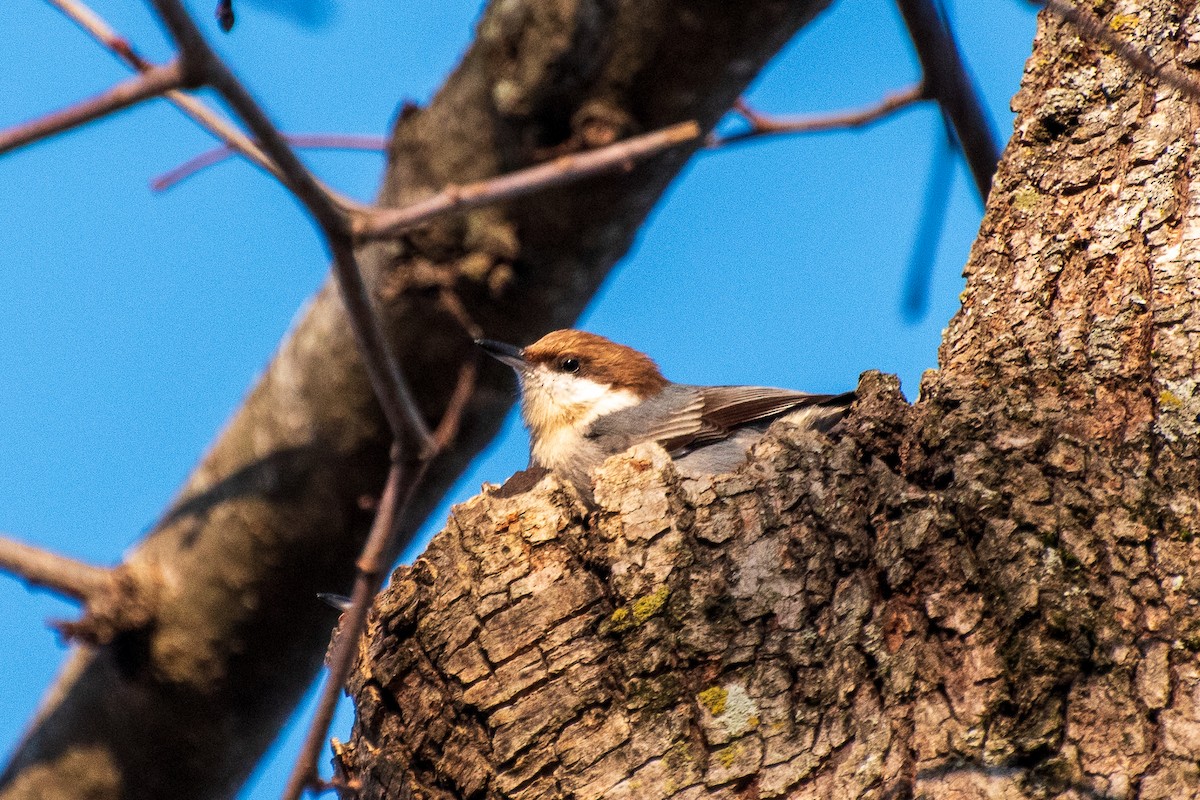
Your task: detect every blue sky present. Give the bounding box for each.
[0,0,1038,795]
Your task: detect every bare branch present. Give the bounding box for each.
[151,134,388,191]
[147,0,432,452]
[45,0,358,208]
[712,83,927,147]
[428,351,481,455]
[0,533,112,603]
[283,338,481,799]
[46,0,283,180]
[0,60,186,156]
[355,121,701,240]
[895,0,1000,200]
[281,457,406,800]
[149,0,343,226]
[46,0,153,69]
[1035,0,1200,101]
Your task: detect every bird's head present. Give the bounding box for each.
[478,329,668,440]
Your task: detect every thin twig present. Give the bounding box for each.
[429,353,481,454]
[148,0,433,452]
[355,120,703,240]
[282,457,405,800]
[152,134,388,191]
[0,534,113,602]
[0,60,186,156]
[46,0,279,178]
[282,350,479,800]
[44,0,359,210]
[895,0,1000,200]
[712,83,927,148]
[1033,0,1200,102]
[901,124,956,320]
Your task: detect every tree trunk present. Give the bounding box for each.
[0,2,829,798]
[338,4,1200,798]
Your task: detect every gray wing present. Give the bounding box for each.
[692,385,853,446]
[585,384,852,457]
[584,384,706,457]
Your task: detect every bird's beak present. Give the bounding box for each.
[475,338,528,371]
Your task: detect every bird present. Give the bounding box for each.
[477,330,854,499]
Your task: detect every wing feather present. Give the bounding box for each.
[694,386,852,444]
[585,385,707,456]
[585,384,854,458]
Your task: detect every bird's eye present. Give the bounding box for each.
[558,357,580,373]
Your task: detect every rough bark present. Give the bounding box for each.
[0,2,829,799]
[340,3,1200,798]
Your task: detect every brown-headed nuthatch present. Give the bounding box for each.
[478,330,853,499]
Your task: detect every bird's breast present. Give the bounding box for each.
[531,425,611,493]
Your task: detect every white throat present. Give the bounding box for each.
[519,367,640,467]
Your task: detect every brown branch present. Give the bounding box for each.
[46,0,154,69]
[151,134,388,191]
[1035,0,1200,102]
[47,0,279,177]
[147,0,432,453]
[0,60,186,156]
[283,337,480,800]
[0,535,156,645]
[428,350,481,454]
[895,0,1000,200]
[712,83,928,147]
[354,121,703,240]
[0,534,113,602]
[46,0,359,209]
[281,457,405,800]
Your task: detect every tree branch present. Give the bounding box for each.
[284,345,480,798]
[45,0,359,208]
[0,534,112,603]
[354,121,702,240]
[712,83,927,148]
[895,0,1000,200]
[147,0,431,453]
[151,134,388,191]
[0,60,186,156]
[281,457,405,800]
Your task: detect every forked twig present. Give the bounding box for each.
[44,0,358,209]
[46,0,279,179]
[0,60,187,156]
[146,0,434,452]
[355,121,701,239]
[282,353,479,800]
[152,134,388,191]
[0,533,156,645]
[713,83,928,147]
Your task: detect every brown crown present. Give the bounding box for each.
[523,330,669,396]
